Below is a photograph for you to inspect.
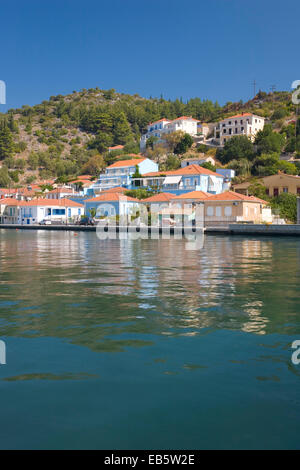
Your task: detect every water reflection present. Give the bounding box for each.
[0,230,299,353]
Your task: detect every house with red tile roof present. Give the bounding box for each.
[91,157,158,193]
[140,116,199,150]
[84,192,142,219]
[0,198,83,225]
[131,164,225,196]
[214,112,265,146]
[203,191,271,226]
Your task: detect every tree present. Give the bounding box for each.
[252,152,280,176]
[113,112,133,145]
[165,154,181,170]
[174,133,193,155]
[131,165,142,178]
[200,162,216,172]
[228,158,252,176]
[270,193,297,223]
[0,167,11,187]
[125,188,154,199]
[28,152,39,170]
[217,136,254,164]
[255,124,285,154]
[146,136,159,150]
[247,182,269,200]
[162,130,185,152]
[0,121,14,160]
[81,154,105,176]
[89,131,113,153]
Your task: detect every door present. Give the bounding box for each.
[27,219,30,224]
[273,188,279,197]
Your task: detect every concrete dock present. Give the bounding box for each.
[0,223,300,236]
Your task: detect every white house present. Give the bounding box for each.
[84,192,143,220]
[0,198,84,225]
[214,113,265,146]
[140,116,199,150]
[181,155,216,168]
[91,157,158,192]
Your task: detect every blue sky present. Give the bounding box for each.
[0,0,299,111]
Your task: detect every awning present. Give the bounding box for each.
[163,175,182,185]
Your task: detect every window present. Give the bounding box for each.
[223,129,226,134]
[283,187,288,193]
[235,128,238,133]
[228,121,231,125]
[297,187,300,195]
[273,188,279,196]
[266,188,269,195]
[235,120,237,125]
[216,206,221,217]
[229,128,232,135]
[53,209,66,215]
[241,127,244,131]
[206,206,214,216]
[224,206,232,216]
[240,120,243,124]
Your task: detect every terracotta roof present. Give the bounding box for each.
[47,188,74,194]
[108,145,124,150]
[0,197,21,205]
[171,116,199,122]
[172,191,211,200]
[102,187,127,193]
[85,193,140,203]
[106,157,146,169]
[149,118,171,125]
[143,164,223,178]
[143,192,174,203]
[206,191,268,204]
[222,113,264,120]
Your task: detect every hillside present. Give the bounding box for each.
[0,86,298,186]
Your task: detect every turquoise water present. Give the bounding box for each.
[0,229,299,449]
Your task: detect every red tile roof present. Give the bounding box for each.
[85,193,140,203]
[143,192,174,203]
[106,158,146,169]
[108,145,124,150]
[171,116,199,122]
[223,112,263,120]
[0,197,21,205]
[206,191,268,204]
[143,164,223,178]
[47,188,74,194]
[172,191,211,200]
[149,118,171,125]
[0,198,83,207]
[102,187,127,193]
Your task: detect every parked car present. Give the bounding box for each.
[78,217,95,226]
[39,219,52,225]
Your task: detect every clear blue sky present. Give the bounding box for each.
[0,0,299,111]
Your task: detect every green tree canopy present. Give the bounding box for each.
[217,136,255,164]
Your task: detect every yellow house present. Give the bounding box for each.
[234,173,300,197]
[203,191,270,226]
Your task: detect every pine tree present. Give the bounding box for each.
[0,120,15,160]
[113,112,133,145]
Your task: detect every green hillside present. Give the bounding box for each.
[0,86,299,187]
